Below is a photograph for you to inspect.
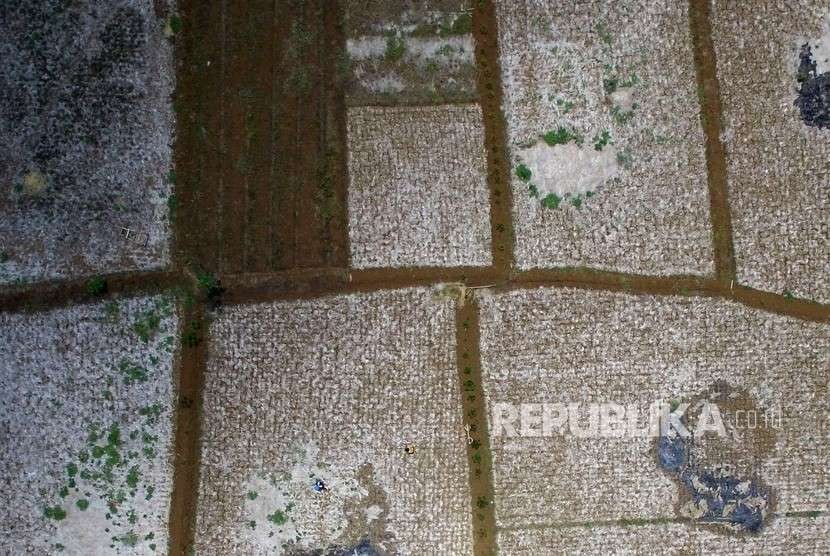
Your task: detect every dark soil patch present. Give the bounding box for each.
[658,383,776,534]
[795,43,830,129]
[173,0,349,278]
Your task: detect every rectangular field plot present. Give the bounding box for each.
[711,1,830,303]
[0,296,179,554]
[347,105,492,268]
[495,0,714,275]
[0,3,174,284]
[196,288,473,555]
[477,288,829,549]
[343,0,478,106]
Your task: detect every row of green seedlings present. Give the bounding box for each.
[459,319,492,540]
[604,72,640,125]
[595,16,639,125]
[549,75,639,124]
[538,127,613,154]
[551,97,635,126]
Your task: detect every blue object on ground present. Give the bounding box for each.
[659,423,770,532]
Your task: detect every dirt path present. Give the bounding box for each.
[242,0,277,273]
[167,300,208,555]
[473,1,515,278]
[321,0,351,267]
[272,0,349,270]
[172,0,224,272]
[456,298,498,556]
[689,0,736,284]
[0,270,183,313]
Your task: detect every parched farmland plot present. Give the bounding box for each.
[196,288,473,554]
[477,288,829,552]
[343,0,478,106]
[710,1,830,303]
[0,295,179,554]
[495,0,714,274]
[0,1,176,284]
[347,105,492,268]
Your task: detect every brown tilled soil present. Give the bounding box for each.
[688,0,736,284]
[0,1,827,555]
[472,0,514,279]
[166,301,208,556]
[173,0,348,277]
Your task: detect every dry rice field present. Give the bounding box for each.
[0,296,179,554]
[0,1,175,285]
[347,105,492,268]
[343,0,478,106]
[478,287,829,551]
[711,0,830,303]
[495,0,715,275]
[195,289,473,555]
[0,0,827,555]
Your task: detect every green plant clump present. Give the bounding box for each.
[196,270,223,303]
[119,532,140,547]
[593,130,612,151]
[86,277,108,296]
[447,12,472,35]
[267,510,287,525]
[515,164,532,182]
[126,465,141,489]
[167,194,179,217]
[384,34,406,62]
[182,320,203,347]
[133,312,161,343]
[44,506,67,521]
[168,15,183,35]
[543,127,582,147]
[541,193,561,209]
[528,184,539,198]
